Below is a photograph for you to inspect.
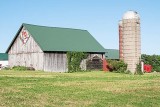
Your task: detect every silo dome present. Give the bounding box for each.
[123,11,140,19]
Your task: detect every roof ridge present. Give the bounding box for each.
[23,23,87,31]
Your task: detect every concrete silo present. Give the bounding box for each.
[119,11,141,74]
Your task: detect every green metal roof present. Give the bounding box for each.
[7,23,105,53]
[0,53,8,60]
[105,49,119,60]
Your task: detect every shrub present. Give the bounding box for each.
[107,60,127,73]
[12,66,35,71]
[153,66,160,72]
[136,62,143,75]
[124,70,132,74]
[12,66,28,71]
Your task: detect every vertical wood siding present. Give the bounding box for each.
[9,53,44,70]
[44,53,67,72]
[8,27,44,70]
[8,27,43,54]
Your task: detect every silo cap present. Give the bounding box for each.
[123,10,140,19]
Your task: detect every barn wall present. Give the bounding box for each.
[43,53,103,72]
[8,27,42,54]
[44,53,67,72]
[9,53,44,70]
[8,27,44,70]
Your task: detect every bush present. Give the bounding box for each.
[12,66,35,71]
[136,62,143,75]
[12,66,28,71]
[107,60,127,73]
[124,70,132,74]
[153,66,160,72]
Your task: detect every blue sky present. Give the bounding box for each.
[0,0,160,55]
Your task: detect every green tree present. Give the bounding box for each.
[141,54,160,72]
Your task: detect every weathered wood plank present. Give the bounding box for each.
[8,27,44,70]
[43,53,67,72]
[8,27,43,54]
[9,53,44,70]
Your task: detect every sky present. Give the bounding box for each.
[0,0,160,55]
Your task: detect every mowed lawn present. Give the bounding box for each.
[0,71,160,107]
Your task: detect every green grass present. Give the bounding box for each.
[0,70,160,107]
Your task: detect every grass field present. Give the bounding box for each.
[0,70,160,107]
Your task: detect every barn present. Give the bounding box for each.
[0,53,8,69]
[6,23,105,72]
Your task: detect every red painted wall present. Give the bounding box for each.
[103,59,109,72]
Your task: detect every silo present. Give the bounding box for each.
[120,11,141,74]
